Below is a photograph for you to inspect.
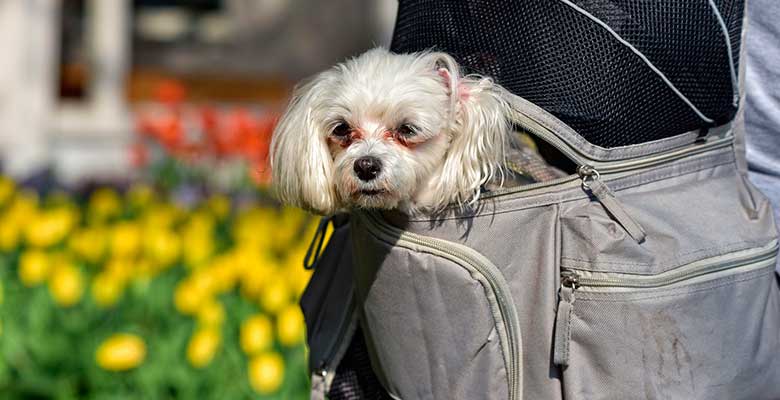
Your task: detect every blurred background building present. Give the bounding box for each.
[0,0,396,183]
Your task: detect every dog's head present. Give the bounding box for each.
[270,48,512,215]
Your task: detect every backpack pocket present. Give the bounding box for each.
[553,239,780,400]
[553,155,780,399]
[351,211,522,400]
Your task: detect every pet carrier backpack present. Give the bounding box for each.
[300,1,780,399]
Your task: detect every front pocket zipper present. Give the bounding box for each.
[356,211,524,400]
[552,240,779,366]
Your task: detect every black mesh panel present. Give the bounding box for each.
[327,328,392,400]
[390,0,743,148]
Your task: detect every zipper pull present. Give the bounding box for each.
[554,272,578,367]
[578,165,647,244]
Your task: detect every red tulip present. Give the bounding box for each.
[155,80,187,105]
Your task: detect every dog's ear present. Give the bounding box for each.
[426,52,512,209]
[270,75,339,215]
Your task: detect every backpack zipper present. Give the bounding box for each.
[487,110,735,240]
[481,133,734,203]
[576,164,647,243]
[552,240,778,366]
[356,210,523,400]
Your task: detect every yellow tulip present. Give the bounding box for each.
[18,250,51,286]
[233,208,274,249]
[280,206,306,222]
[0,175,15,206]
[7,191,38,224]
[91,272,125,307]
[238,255,276,300]
[248,352,285,394]
[110,222,142,258]
[174,280,208,315]
[25,208,75,248]
[276,305,306,347]
[233,245,261,269]
[274,208,308,249]
[96,333,146,371]
[127,184,154,209]
[68,227,107,263]
[240,268,267,300]
[142,203,180,230]
[260,279,291,314]
[186,328,221,368]
[103,258,134,282]
[48,261,84,307]
[182,229,213,269]
[285,253,313,297]
[206,256,239,294]
[189,269,218,294]
[240,314,273,355]
[144,228,180,266]
[206,194,231,220]
[285,246,308,268]
[88,188,122,223]
[197,300,226,327]
[134,258,160,279]
[186,212,215,235]
[0,220,20,251]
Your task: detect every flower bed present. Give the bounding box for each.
[0,176,326,399]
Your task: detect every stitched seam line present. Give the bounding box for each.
[511,98,704,161]
[555,0,714,123]
[707,0,739,105]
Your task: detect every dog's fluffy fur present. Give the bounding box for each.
[270,48,515,215]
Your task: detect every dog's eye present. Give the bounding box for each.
[397,124,417,137]
[331,122,351,137]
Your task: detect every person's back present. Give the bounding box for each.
[745,0,780,272]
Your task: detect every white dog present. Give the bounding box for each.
[270,48,517,215]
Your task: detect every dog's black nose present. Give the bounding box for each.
[354,156,382,181]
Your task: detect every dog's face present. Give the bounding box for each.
[271,48,512,215]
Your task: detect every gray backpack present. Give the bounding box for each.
[300,2,780,399]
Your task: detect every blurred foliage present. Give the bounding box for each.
[0,175,329,399]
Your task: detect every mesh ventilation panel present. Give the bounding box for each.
[391,0,743,148]
[327,328,392,400]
